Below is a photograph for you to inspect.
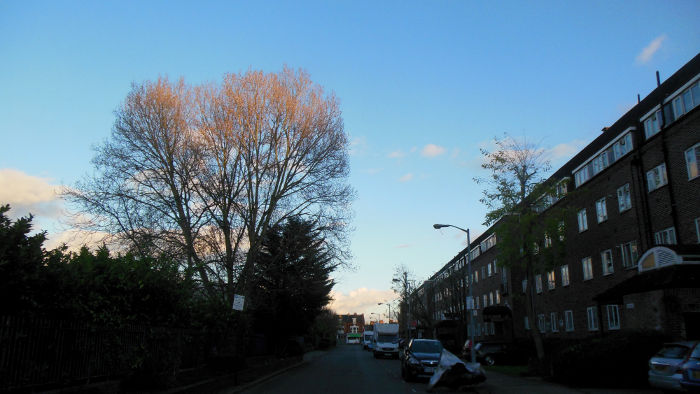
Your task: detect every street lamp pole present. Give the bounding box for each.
[433,223,475,364]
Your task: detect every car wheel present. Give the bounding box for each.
[484,356,495,366]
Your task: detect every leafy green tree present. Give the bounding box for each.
[0,204,47,315]
[251,218,336,355]
[475,135,568,362]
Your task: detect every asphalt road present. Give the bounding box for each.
[223,344,664,394]
[234,344,439,394]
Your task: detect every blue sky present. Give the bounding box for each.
[1,1,699,321]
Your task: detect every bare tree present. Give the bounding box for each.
[66,68,354,307]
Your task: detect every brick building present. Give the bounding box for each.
[337,313,366,344]
[416,52,700,347]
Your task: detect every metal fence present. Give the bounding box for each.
[0,316,206,392]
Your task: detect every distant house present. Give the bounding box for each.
[337,313,365,344]
[416,52,700,347]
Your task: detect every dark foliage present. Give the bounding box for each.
[251,218,336,356]
[547,330,671,387]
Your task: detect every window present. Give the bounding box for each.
[607,305,620,330]
[582,257,593,280]
[475,297,479,309]
[537,314,546,333]
[535,274,543,294]
[561,265,570,286]
[493,260,498,274]
[574,131,634,187]
[522,279,527,293]
[696,218,700,243]
[496,289,501,304]
[487,263,493,277]
[620,241,639,268]
[686,143,700,180]
[587,306,599,331]
[655,227,677,245]
[558,221,565,241]
[480,234,497,251]
[601,249,614,275]
[474,271,478,283]
[643,109,662,139]
[551,312,559,332]
[596,198,608,223]
[671,79,700,121]
[481,266,486,279]
[647,163,668,192]
[547,270,556,290]
[489,292,494,306]
[544,233,552,248]
[617,183,632,212]
[577,209,588,232]
[524,316,530,330]
[564,310,574,332]
[483,294,487,307]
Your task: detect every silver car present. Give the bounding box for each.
[649,341,699,391]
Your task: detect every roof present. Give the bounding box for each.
[594,264,700,303]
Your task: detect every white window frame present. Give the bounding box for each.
[537,314,546,333]
[489,292,494,306]
[487,262,493,277]
[577,209,588,232]
[686,143,700,180]
[582,257,593,280]
[596,197,608,223]
[535,274,543,294]
[607,305,620,330]
[654,227,677,245]
[601,249,614,275]
[547,270,556,290]
[564,310,574,332]
[550,312,559,332]
[620,240,639,268]
[496,289,501,304]
[587,306,599,331]
[647,163,668,192]
[617,183,632,212]
[561,265,570,286]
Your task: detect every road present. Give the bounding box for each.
[224,344,663,394]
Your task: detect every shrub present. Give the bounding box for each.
[548,330,671,388]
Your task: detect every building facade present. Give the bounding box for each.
[337,313,366,344]
[416,52,700,348]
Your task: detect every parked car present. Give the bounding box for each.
[649,341,700,391]
[681,344,700,392]
[401,339,443,381]
[461,341,508,366]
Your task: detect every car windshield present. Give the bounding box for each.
[377,335,396,342]
[690,345,700,360]
[655,345,690,359]
[411,341,442,354]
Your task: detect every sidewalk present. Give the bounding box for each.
[466,370,663,394]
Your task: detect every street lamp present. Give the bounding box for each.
[433,223,476,364]
[378,302,392,322]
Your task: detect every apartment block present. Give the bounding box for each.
[416,52,700,347]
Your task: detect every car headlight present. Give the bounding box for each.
[408,355,420,365]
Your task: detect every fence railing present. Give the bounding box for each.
[0,316,206,391]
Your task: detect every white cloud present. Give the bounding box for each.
[0,169,63,219]
[388,150,406,159]
[636,35,667,65]
[421,144,446,158]
[396,243,411,249]
[329,288,398,318]
[399,173,414,182]
[545,140,589,164]
[350,136,368,156]
[44,228,114,251]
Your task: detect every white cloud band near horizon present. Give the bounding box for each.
[329,288,398,319]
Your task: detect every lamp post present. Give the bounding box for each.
[433,223,475,364]
[370,312,380,325]
[378,302,392,322]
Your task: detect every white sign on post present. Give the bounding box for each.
[232,294,245,311]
